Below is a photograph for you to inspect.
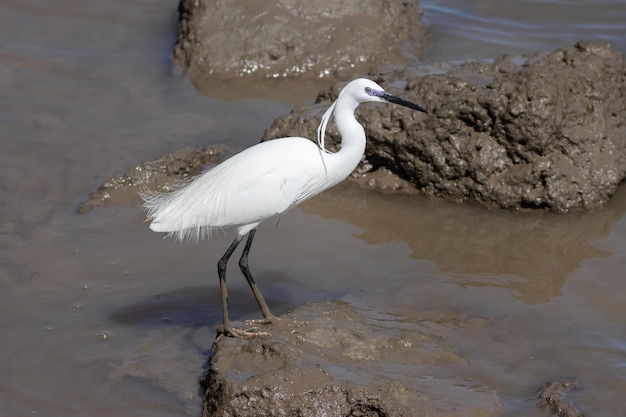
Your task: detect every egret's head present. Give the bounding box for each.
[343,78,428,113]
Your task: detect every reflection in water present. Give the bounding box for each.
[302,183,626,304]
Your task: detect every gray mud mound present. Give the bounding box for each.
[203,300,502,417]
[263,41,626,212]
[174,0,428,81]
[78,145,223,213]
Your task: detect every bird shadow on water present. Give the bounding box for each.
[105,270,333,401]
[109,285,221,328]
[108,280,295,331]
[103,280,294,399]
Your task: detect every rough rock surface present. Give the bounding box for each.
[77,145,223,214]
[174,0,428,81]
[202,300,503,417]
[538,381,584,417]
[262,41,626,212]
[82,42,626,213]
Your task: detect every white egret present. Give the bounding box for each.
[142,78,427,337]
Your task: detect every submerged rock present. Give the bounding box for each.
[538,381,584,417]
[173,0,428,81]
[263,41,626,212]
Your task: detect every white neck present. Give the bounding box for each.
[320,98,366,187]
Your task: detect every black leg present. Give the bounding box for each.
[238,229,275,321]
[217,234,244,335]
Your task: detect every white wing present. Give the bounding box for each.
[143,137,328,241]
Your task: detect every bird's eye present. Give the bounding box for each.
[365,87,372,95]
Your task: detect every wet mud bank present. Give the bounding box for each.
[83,42,626,214]
[78,19,623,415]
[174,0,428,82]
[202,301,585,417]
[78,145,223,213]
[265,41,626,212]
[202,301,502,417]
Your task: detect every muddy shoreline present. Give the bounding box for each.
[202,301,502,416]
[76,42,617,413]
[76,3,626,416]
[202,301,585,417]
[4,1,626,416]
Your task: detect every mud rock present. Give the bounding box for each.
[538,381,584,417]
[263,41,626,212]
[174,0,428,81]
[78,145,223,213]
[202,300,502,417]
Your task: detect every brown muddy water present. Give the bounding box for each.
[1,1,626,416]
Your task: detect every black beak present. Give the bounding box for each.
[380,92,428,114]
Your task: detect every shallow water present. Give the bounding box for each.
[1,1,626,416]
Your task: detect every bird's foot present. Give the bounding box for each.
[217,327,270,339]
[216,323,272,339]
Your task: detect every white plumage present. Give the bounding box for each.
[142,78,427,337]
[144,138,326,240]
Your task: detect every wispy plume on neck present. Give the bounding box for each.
[315,99,337,176]
[316,100,336,154]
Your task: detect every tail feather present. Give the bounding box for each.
[139,175,225,242]
[141,189,195,241]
